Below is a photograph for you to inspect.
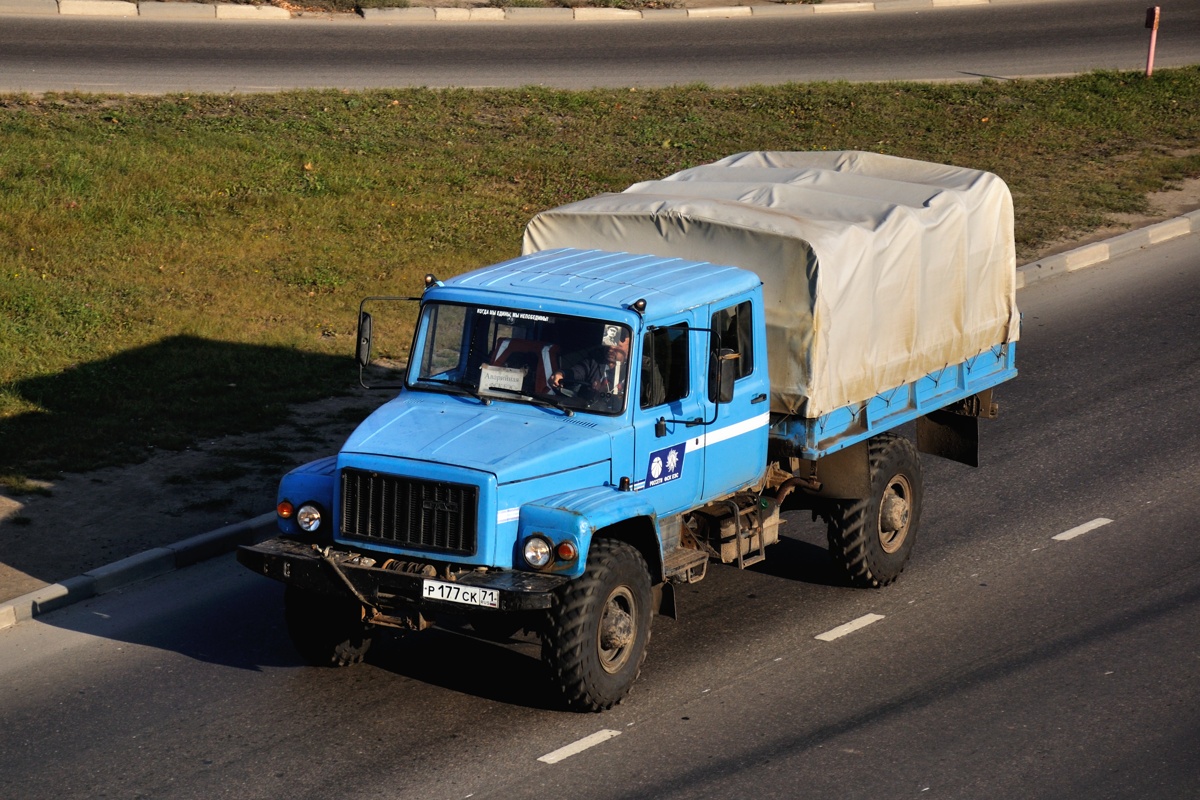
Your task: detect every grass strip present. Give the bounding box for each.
[1,71,1198,481]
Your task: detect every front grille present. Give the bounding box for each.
[340,468,478,555]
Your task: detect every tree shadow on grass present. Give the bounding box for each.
[0,334,353,480]
[0,335,358,592]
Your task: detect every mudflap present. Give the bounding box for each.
[654,581,677,620]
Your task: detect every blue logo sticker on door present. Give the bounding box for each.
[645,445,684,488]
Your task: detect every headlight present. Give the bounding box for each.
[296,504,323,533]
[523,536,552,569]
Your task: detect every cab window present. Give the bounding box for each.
[641,324,689,409]
[709,302,753,400]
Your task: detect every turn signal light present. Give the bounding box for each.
[277,500,295,519]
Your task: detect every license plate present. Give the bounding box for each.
[422,579,499,609]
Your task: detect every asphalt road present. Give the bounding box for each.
[1,232,1197,799]
[1,0,1199,93]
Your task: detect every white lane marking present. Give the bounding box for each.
[537,729,622,764]
[815,613,885,642]
[1052,518,1113,542]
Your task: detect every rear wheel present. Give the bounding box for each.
[827,434,923,588]
[543,538,653,712]
[284,586,374,667]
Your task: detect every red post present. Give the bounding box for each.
[1145,6,1160,77]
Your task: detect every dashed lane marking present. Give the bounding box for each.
[815,613,885,642]
[537,729,622,764]
[1052,518,1113,542]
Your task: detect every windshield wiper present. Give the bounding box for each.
[486,387,574,416]
[414,378,490,404]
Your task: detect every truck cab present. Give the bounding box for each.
[240,248,778,711]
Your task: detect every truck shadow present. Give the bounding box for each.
[28,569,305,672]
[33,570,561,709]
[27,536,848,713]
[369,626,564,710]
[748,528,849,588]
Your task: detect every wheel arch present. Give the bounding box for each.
[591,516,675,619]
[518,486,663,581]
[590,515,663,583]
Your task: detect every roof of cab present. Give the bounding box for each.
[442,248,760,316]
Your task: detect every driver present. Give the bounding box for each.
[549,327,630,400]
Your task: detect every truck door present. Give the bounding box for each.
[701,296,771,498]
[631,316,706,516]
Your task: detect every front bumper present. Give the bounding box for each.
[237,537,568,614]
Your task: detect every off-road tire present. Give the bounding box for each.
[827,433,923,588]
[543,538,653,712]
[284,586,374,667]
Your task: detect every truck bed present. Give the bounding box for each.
[772,341,1016,460]
[523,150,1020,422]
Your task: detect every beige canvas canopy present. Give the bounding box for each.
[523,151,1020,419]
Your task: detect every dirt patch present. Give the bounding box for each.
[1035,176,1200,258]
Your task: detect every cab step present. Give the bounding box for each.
[663,547,709,584]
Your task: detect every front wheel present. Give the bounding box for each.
[284,586,374,667]
[827,433,923,588]
[543,538,653,712]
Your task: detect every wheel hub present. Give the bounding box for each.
[601,607,634,652]
[877,473,913,555]
[880,494,910,533]
[597,586,637,674]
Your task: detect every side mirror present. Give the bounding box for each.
[356,311,373,368]
[710,348,737,404]
[355,295,421,390]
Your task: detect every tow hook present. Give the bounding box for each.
[312,545,378,611]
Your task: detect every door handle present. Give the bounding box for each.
[751,393,767,404]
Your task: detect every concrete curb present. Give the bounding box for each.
[0,512,275,631]
[137,0,216,16]
[215,2,290,16]
[0,0,1082,23]
[1015,209,1200,290]
[59,0,138,15]
[1,211,1195,632]
[2,0,62,12]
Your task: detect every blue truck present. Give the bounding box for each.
[238,152,1019,711]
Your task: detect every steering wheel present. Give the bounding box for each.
[552,377,586,398]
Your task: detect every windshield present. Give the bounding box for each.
[410,302,634,415]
